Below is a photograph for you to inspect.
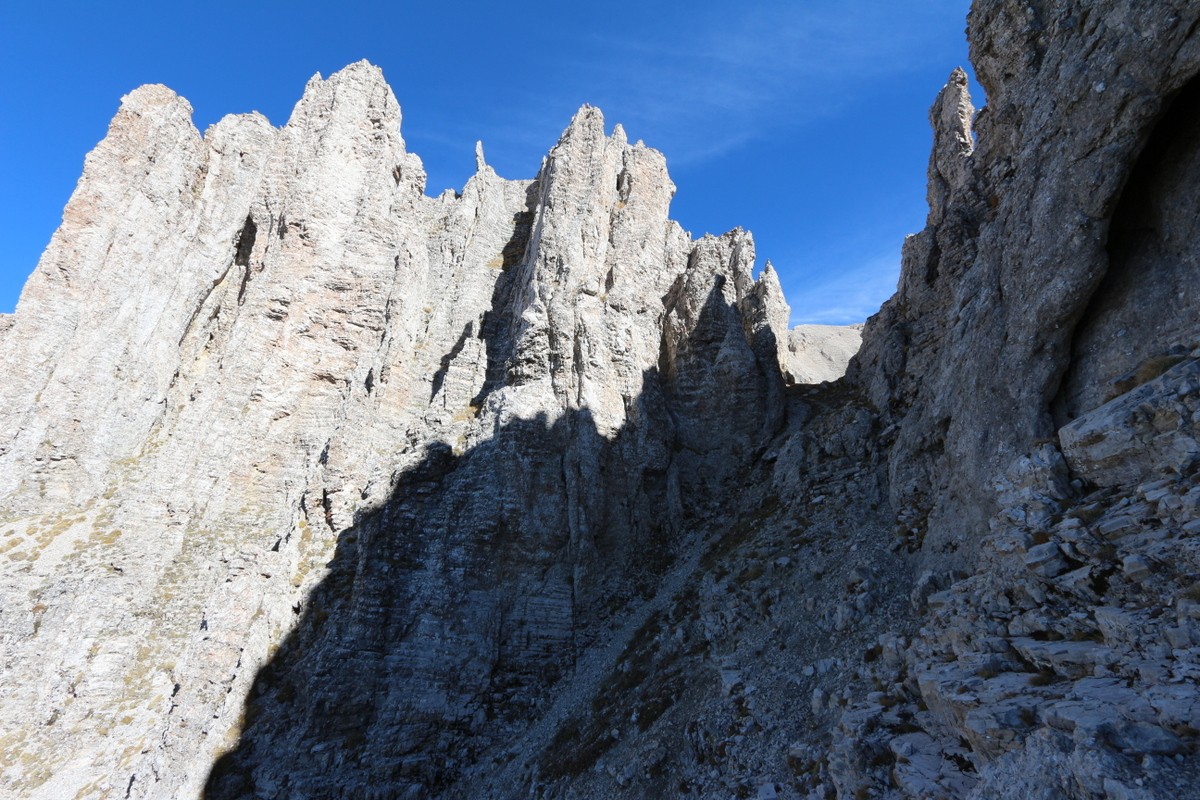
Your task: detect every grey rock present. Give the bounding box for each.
[0,63,796,799]
[2,1,1199,798]
[850,0,1200,559]
[1024,542,1069,578]
[1060,359,1200,488]
[1122,554,1153,582]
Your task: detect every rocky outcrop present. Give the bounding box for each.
[2,1,1199,799]
[1059,72,1200,420]
[852,1,1200,559]
[1060,356,1200,488]
[822,1,1200,796]
[0,62,805,800]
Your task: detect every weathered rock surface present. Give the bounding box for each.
[0,62,823,799]
[2,1,1199,799]
[851,0,1200,558]
[1060,356,1200,488]
[786,324,863,385]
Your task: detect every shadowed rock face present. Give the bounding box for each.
[1058,75,1200,420]
[3,2,1200,799]
[851,1,1200,559]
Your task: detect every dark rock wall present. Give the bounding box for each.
[851,0,1200,557]
[1059,74,1200,419]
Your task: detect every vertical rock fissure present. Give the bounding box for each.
[234,215,258,305]
[472,181,540,407]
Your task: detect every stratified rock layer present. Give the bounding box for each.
[853,2,1200,557]
[2,1,1199,799]
[0,63,807,799]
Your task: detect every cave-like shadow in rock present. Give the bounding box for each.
[1055,70,1200,422]
[204,277,785,799]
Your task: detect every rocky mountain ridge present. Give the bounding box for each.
[2,1,1199,798]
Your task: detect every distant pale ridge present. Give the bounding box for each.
[786,323,863,384]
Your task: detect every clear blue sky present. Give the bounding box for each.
[0,1,979,324]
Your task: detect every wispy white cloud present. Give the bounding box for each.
[413,1,971,181]
[539,1,967,164]
[404,2,965,314]
[784,244,903,326]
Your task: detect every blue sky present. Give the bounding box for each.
[0,1,979,324]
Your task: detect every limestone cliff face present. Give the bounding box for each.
[0,62,805,799]
[852,0,1200,558]
[827,2,1200,797]
[3,1,1200,799]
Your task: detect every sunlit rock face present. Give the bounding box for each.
[4,0,1200,798]
[0,61,826,799]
